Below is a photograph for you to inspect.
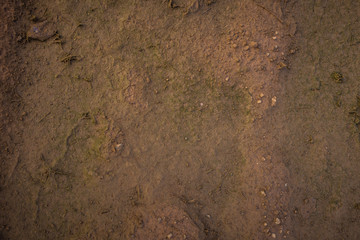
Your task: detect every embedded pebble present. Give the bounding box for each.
[27,21,56,41]
[272,233,276,238]
[275,218,281,225]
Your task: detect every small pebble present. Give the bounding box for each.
[257,100,262,104]
[260,190,267,196]
[275,218,281,225]
[277,62,287,69]
[206,214,211,219]
[115,143,123,152]
[271,233,276,238]
[259,93,264,98]
[271,96,277,106]
[232,43,238,48]
[167,233,173,239]
[249,41,258,48]
[272,36,277,40]
[243,46,250,51]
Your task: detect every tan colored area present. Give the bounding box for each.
[1,0,359,239]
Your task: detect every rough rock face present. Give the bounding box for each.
[27,21,56,41]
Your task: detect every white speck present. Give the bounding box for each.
[272,36,277,40]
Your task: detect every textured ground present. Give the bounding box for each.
[1,0,359,239]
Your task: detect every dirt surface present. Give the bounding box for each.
[0,0,359,239]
